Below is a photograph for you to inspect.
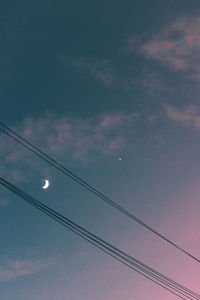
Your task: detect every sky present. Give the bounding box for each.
[1,0,200,299]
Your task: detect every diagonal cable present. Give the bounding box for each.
[0,177,199,300]
[0,122,199,264]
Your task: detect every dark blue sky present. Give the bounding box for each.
[0,0,198,119]
[1,1,200,299]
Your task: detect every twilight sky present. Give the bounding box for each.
[1,1,200,299]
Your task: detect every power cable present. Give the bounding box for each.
[0,177,199,300]
[0,122,199,264]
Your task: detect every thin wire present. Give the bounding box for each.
[1,177,199,300]
[0,122,199,265]
[0,179,195,300]
[0,180,190,300]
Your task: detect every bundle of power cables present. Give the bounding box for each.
[0,121,199,265]
[0,177,199,300]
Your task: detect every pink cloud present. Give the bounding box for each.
[103,137,125,155]
[137,15,200,78]
[99,113,138,130]
[0,111,140,183]
[0,258,54,282]
[135,68,168,96]
[16,112,139,159]
[165,104,200,128]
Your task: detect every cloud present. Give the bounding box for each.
[99,112,139,129]
[165,104,200,128]
[138,15,200,79]
[62,57,114,86]
[0,258,54,282]
[62,56,138,90]
[19,111,138,157]
[135,68,168,96]
[0,111,139,183]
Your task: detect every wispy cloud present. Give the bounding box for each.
[0,258,54,282]
[62,56,138,90]
[165,104,200,128]
[62,56,114,86]
[134,68,168,96]
[20,111,139,157]
[0,111,140,183]
[136,15,200,79]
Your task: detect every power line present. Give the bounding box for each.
[0,122,199,264]
[0,177,197,300]
[0,177,199,300]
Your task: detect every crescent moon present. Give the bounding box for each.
[42,179,49,189]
